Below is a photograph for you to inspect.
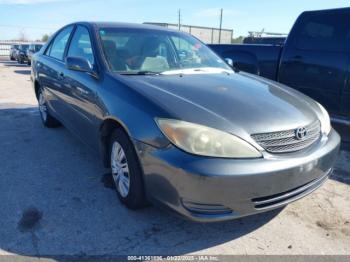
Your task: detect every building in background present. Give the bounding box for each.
[0,40,28,57]
[144,22,233,44]
[0,40,44,57]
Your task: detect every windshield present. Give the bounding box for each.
[99,28,231,74]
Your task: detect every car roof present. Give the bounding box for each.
[303,6,350,15]
[75,21,180,33]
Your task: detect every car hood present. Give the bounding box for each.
[118,72,320,143]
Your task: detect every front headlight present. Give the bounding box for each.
[156,119,262,158]
[315,102,331,135]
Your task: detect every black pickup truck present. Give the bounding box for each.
[210,7,350,124]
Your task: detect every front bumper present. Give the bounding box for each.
[134,129,340,222]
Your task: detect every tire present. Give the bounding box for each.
[109,128,147,209]
[38,88,61,128]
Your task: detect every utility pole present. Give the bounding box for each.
[218,8,223,44]
[178,9,181,31]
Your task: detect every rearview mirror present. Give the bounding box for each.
[66,56,98,78]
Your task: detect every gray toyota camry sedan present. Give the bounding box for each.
[31,22,340,222]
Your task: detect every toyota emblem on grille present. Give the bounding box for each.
[295,127,308,140]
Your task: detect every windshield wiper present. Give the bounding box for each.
[119,71,160,75]
[161,67,233,75]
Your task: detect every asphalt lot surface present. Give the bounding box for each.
[0,58,349,256]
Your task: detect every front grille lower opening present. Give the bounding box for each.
[252,172,329,209]
[181,199,233,215]
[251,178,316,203]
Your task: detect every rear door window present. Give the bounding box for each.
[296,12,349,51]
[48,25,74,60]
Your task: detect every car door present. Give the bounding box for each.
[37,25,74,124]
[278,10,349,116]
[62,25,101,149]
[38,25,74,124]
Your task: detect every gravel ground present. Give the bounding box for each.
[0,58,349,257]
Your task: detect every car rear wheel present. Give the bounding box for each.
[109,128,147,209]
[38,89,61,128]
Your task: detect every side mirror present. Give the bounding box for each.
[224,57,239,73]
[66,56,98,78]
[224,58,234,67]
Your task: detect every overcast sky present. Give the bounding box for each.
[0,0,350,40]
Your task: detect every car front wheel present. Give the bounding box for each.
[38,89,61,127]
[109,129,147,209]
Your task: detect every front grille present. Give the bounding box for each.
[251,120,321,153]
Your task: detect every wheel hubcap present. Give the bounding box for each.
[111,141,130,197]
[38,93,47,121]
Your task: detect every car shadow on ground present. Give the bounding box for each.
[0,105,284,258]
[13,70,31,75]
[0,60,29,67]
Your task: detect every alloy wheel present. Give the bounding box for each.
[38,92,47,122]
[111,141,130,197]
